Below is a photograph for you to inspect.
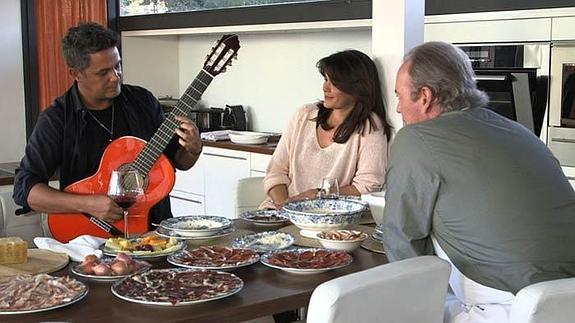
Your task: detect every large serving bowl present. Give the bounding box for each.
[282,199,367,237]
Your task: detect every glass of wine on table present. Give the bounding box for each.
[108,169,144,239]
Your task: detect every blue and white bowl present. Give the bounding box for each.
[282,199,367,233]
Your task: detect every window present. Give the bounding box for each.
[120,0,328,17]
[116,0,371,32]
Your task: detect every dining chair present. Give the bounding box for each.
[0,189,49,245]
[305,255,450,323]
[509,277,575,323]
[234,176,266,217]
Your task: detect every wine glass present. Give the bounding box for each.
[318,177,340,199]
[107,169,144,239]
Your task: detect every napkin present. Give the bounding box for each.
[34,235,107,262]
[200,130,230,141]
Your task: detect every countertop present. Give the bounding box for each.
[202,140,276,155]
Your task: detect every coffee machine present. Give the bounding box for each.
[222,105,247,131]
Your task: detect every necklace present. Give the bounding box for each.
[87,104,115,141]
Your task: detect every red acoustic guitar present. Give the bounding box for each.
[48,34,240,242]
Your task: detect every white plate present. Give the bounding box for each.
[71,258,152,282]
[101,239,185,261]
[111,268,243,306]
[228,131,270,145]
[159,215,232,237]
[156,226,234,240]
[239,209,290,226]
[260,248,353,274]
[232,231,294,253]
[167,247,260,270]
[0,282,88,315]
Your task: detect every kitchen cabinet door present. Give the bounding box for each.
[203,147,251,219]
[173,153,205,196]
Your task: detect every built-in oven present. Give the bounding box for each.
[458,44,550,138]
[548,43,575,188]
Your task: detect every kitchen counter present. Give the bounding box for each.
[202,140,276,155]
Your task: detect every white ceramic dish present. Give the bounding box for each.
[155,226,234,241]
[228,131,269,145]
[159,215,232,237]
[260,248,352,274]
[101,239,185,261]
[71,257,152,282]
[316,230,368,252]
[167,247,260,270]
[0,282,88,315]
[231,231,294,253]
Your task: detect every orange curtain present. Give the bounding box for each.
[36,0,107,111]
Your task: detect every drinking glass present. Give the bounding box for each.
[107,169,144,239]
[318,177,340,199]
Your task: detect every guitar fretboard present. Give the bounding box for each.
[132,69,214,175]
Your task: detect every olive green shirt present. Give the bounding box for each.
[382,107,575,294]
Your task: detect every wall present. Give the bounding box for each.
[0,0,26,163]
[123,29,371,133]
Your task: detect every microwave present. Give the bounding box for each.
[548,44,575,171]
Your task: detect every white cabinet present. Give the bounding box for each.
[203,147,251,218]
[552,16,575,41]
[562,167,575,190]
[170,146,272,218]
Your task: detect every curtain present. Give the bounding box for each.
[35,0,107,111]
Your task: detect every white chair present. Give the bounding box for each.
[234,176,266,217]
[0,189,50,245]
[509,277,575,323]
[306,255,451,323]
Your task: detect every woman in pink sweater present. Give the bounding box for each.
[261,50,391,209]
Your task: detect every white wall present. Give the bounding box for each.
[123,29,371,133]
[0,0,26,163]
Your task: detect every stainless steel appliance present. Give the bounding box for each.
[458,44,550,137]
[548,43,575,185]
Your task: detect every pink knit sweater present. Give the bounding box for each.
[261,104,388,208]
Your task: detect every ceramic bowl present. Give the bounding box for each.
[316,230,368,252]
[282,199,367,233]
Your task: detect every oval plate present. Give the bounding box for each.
[156,226,235,240]
[232,231,294,253]
[167,247,259,270]
[159,215,232,237]
[111,268,243,306]
[260,248,352,274]
[101,239,185,261]
[71,257,152,282]
[239,209,290,226]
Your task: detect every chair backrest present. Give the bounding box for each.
[509,277,575,323]
[306,255,451,323]
[234,176,266,217]
[0,189,49,245]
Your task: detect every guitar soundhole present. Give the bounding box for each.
[117,164,149,190]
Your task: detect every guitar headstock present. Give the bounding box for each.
[203,34,240,77]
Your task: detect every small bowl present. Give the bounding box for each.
[316,230,368,252]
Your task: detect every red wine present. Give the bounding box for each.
[111,196,137,209]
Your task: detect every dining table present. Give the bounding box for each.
[2,219,388,323]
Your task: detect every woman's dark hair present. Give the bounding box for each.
[315,49,391,143]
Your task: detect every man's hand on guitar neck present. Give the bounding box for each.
[173,115,202,170]
[28,183,123,223]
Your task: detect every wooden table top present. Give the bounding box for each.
[1,221,387,322]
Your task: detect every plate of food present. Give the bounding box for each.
[111,268,243,306]
[231,231,294,253]
[155,226,235,241]
[159,215,233,237]
[260,248,352,274]
[71,253,152,281]
[167,246,259,270]
[239,209,290,226]
[0,274,88,314]
[102,233,184,260]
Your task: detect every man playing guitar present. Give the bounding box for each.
[13,22,202,237]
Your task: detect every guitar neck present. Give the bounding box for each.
[133,69,214,175]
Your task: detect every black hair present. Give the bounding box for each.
[62,22,119,71]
